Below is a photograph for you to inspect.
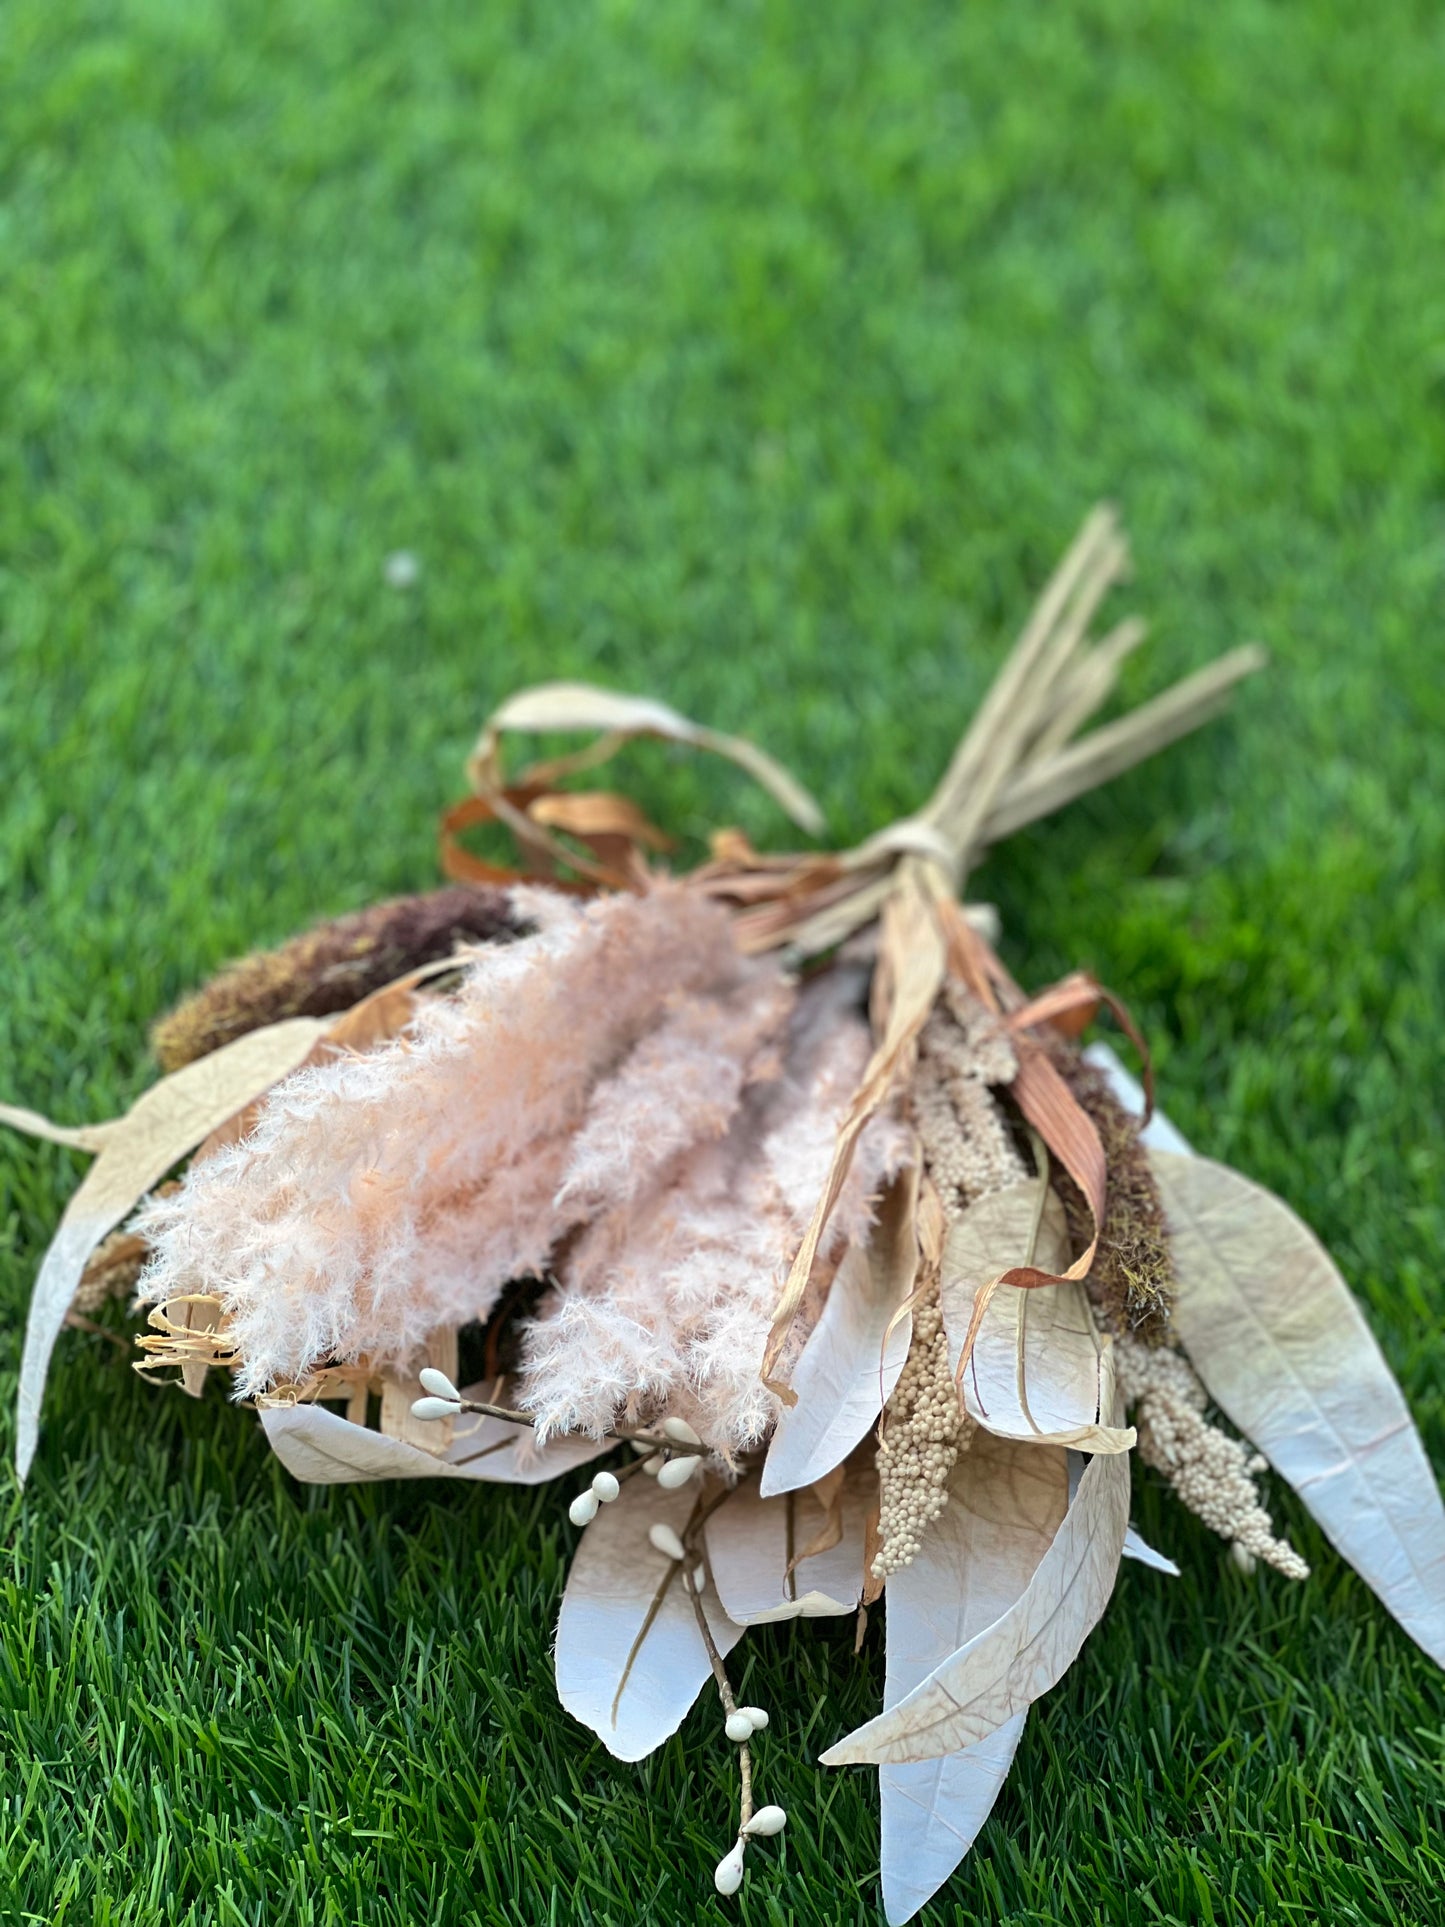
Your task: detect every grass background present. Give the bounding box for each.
[2,0,1444,1920]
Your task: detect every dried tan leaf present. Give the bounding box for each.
[762,863,946,1397]
[555,1477,743,1761]
[877,1432,1069,1924]
[261,1377,611,1486]
[761,1164,920,1498]
[469,682,825,835]
[1152,1150,1445,1668]
[528,790,674,853]
[5,1016,328,1483]
[821,1445,1129,1765]
[940,1180,1134,1454]
[0,1105,114,1154]
[704,1468,872,1623]
[980,645,1267,850]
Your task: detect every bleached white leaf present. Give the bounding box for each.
[5,1016,328,1483]
[1152,1150,1445,1669]
[761,1170,919,1499]
[261,1381,611,1486]
[822,1446,1129,1766]
[1082,1040,1192,1155]
[878,1432,1068,1924]
[555,1476,743,1761]
[1122,1526,1180,1577]
[705,1470,870,1623]
[941,1182,1134,1455]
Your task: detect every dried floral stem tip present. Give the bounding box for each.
[741,1806,786,1838]
[410,1396,459,1422]
[714,1844,746,1896]
[648,1522,686,1562]
[419,1367,461,1402]
[657,1454,701,1488]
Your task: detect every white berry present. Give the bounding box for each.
[647,1522,686,1562]
[713,1843,746,1896]
[742,1805,787,1837]
[657,1454,700,1489]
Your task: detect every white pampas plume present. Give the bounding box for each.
[135,883,791,1398]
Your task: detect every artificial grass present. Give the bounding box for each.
[3,0,1445,1920]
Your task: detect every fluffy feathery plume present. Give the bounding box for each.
[150,886,528,1071]
[517,967,910,1455]
[1115,1335,1309,1579]
[136,883,794,1398]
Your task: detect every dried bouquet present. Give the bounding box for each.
[6,508,1443,1923]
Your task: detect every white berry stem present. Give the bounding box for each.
[676,1488,763,1876]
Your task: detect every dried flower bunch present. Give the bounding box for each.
[6,509,1443,1924]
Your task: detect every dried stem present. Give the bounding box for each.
[453,1396,709,1457]
[680,1497,754,1837]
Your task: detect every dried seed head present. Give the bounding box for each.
[872,1279,973,1579]
[647,1521,686,1561]
[909,1000,1027,1212]
[150,886,527,1071]
[1116,1336,1308,1579]
[568,1491,600,1527]
[418,1367,461,1403]
[641,1453,662,1477]
[724,1711,754,1743]
[657,1454,701,1489]
[662,1415,703,1445]
[590,1470,621,1502]
[714,1843,746,1896]
[738,1705,769,1732]
[410,1396,458,1423]
[742,1805,786,1838]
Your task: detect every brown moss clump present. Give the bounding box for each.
[1049,1043,1173,1343]
[151,885,528,1072]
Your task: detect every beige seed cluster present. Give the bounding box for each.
[911,1000,1026,1210]
[1115,1336,1309,1580]
[872,989,1023,1579]
[872,1279,974,1579]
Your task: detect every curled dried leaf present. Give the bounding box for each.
[940,1180,1135,1455]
